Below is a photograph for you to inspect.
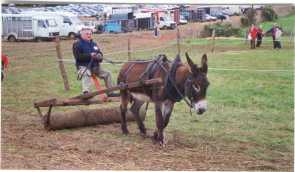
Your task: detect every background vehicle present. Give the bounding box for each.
[83,21,98,33]
[159,16,176,29]
[44,12,84,38]
[2,13,59,42]
[205,14,217,21]
[179,15,188,24]
[22,11,84,38]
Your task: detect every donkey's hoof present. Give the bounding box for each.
[159,141,167,148]
[153,132,158,141]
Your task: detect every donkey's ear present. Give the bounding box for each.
[185,52,194,68]
[185,52,199,74]
[201,54,208,73]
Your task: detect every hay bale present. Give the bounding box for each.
[45,105,147,130]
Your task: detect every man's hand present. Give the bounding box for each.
[96,53,103,62]
[91,53,103,62]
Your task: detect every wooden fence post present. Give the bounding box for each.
[289,32,294,46]
[211,29,216,53]
[55,36,70,91]
[177,27,180,55]
[128,38,131,61]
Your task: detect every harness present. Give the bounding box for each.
[122,54,201,111]
[122,54,168,82]
[158,55,196,108]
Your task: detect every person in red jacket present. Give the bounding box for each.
[2,54,9,81]
[248,24,258,49]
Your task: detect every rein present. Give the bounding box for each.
[155,60,195,108]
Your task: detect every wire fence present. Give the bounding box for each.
[51,26,293,90]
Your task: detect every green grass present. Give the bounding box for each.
[1,29,294,166]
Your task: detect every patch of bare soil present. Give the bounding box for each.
[1,108,292,170]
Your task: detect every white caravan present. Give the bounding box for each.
[2,13,59,41]
[21,11,84,38]
[52,12,84,38]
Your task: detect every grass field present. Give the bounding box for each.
[1,21,294,170]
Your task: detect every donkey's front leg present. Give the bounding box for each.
[120,90,129,135]
[154,102,165,145]
[162,100,174,129]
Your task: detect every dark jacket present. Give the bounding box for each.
[72,39,103,69]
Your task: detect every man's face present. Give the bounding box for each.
[81,29,92,41]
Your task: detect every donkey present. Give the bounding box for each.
[117,53,210,145]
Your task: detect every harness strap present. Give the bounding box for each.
[156,60,193,108]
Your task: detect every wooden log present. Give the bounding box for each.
[45,105,147,130]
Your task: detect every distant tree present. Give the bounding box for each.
[240,7,257,27]
[261,6,278,22]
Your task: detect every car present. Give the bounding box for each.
[179,15,188,25]
[205,14,217,21]
[212,12,228,21]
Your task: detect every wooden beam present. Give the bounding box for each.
[55,36,70,91]
[34,97,120,108]
[71,78,163,100]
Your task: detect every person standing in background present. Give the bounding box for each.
[256,25,263,47]
[249,24,258,49]
[265,23,283,49]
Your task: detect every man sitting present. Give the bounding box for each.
[72,28,118,96]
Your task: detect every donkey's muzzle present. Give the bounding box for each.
[194,99,207,115]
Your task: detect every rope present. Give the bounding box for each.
[208,67,292,72]
[56,59,293,73]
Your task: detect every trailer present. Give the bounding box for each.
[2,13,60,42]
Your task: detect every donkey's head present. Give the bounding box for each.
[185,52,210,115]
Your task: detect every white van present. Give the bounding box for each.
[2,13,59,41]
[53,12,84,38]
[21,11,84,38]
[158,16,176,30]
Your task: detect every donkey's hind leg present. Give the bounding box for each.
[153,101,165,145]
[130,98,146,136]
[120,90,130,135]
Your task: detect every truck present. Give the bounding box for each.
[2,13,59,42]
